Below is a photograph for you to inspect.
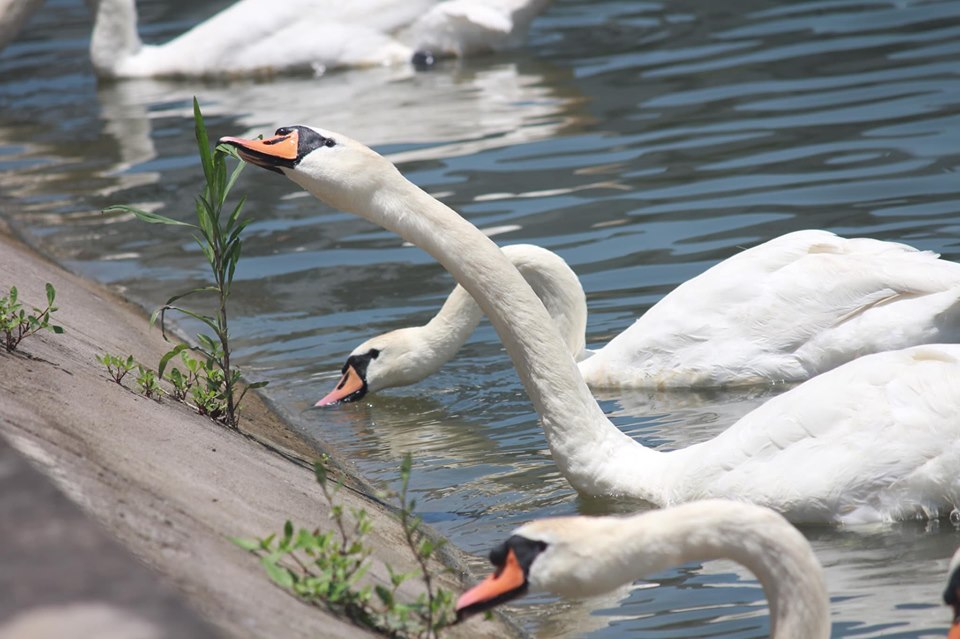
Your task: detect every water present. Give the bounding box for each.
[3,0,960,636]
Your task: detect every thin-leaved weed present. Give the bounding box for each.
[104,98,266,428]
[97,353,136,384]
[1,283,63,352]
[234,455,455,638]
[136,365,162,399]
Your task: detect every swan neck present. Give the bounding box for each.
[297,162,654,497]
[90,0,142,76]
[421,284,485,361]
[606,502,830,639]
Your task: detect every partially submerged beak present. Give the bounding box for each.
[315,364,366,406]
[455,549,527,622]
[219,131,299,172]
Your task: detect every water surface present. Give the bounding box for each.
[3,0,960,636]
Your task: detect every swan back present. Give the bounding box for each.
[89,0,552,78]
[580,230,960,388]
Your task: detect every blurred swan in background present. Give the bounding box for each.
[221,126,960,524]
[321,229,960,403]
[454,500,830,639]
[0,0,42,52]
[89,0,552,79]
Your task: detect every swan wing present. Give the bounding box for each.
[673,345,960,523]
[581,230,960,387]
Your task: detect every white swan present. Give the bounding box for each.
[946,547,960,638]
[319,229,960,402]
[0,0,44,52]
[454,500,830,639]
[89,0,551,79]
[316,242,587,405]
[220,126,960,524]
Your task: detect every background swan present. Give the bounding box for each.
[90,0,552,79]
[221,126,960,524]
[317,242,587,405]
[321,229,960,402]
[0,0,43,52]
[454,500,830,639]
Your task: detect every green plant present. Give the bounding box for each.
[162,349,201,401]
[191,364,227,420]
[97,353,136,384]
[105,98,266,428]
[1,283,63,352]
[136,365,162,399]
[234,455,455,638]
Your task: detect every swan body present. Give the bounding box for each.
[0,0,44,52]
[317,242,587,405]
[90,0,551,79]
[221,125,960,524]
[455,500,830,639]
[579,230,960,388]
[323,228,960,401]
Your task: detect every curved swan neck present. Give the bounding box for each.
[286,159,656,496]
[90,0,142,76]
[532,501,830,639]
[420,283,485,362]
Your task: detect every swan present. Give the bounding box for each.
[0,0,44,52]
[220,125,960,524]
[454,500,830,639]
[316,242,588,405]
[946,547,960,638]
[89,0,551,79]
[319,229,960,403]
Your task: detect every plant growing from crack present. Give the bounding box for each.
[97,353,136,384]
[104,98,265,428]
[1,283,63,352]
[234,454,455,638]
[136,365,162,399]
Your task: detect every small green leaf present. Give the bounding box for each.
[50,325,64,334]
[229,536,262,552]
[45,283,55,306]
[261,557,295,590]
[193,97,214,186]
[158,344,189,379]
[105,204,197,228]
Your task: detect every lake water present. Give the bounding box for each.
[3,0,960,636]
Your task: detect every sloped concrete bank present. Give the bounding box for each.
[0,221,521,639]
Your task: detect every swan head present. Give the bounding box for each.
[316,328,445,406]
[945,547,960,637]
[455,532,547,622]
[456,516,632,621]
[220,125,395,214]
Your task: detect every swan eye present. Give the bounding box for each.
[275,127,293,136]
[323,137,336,148]
[368,348,380,358]
[489,536,548,572]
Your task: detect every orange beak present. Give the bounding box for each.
[219,130,299,171]
[315,364,366,406]
[949,621,960,639]
[455,549,527,622]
